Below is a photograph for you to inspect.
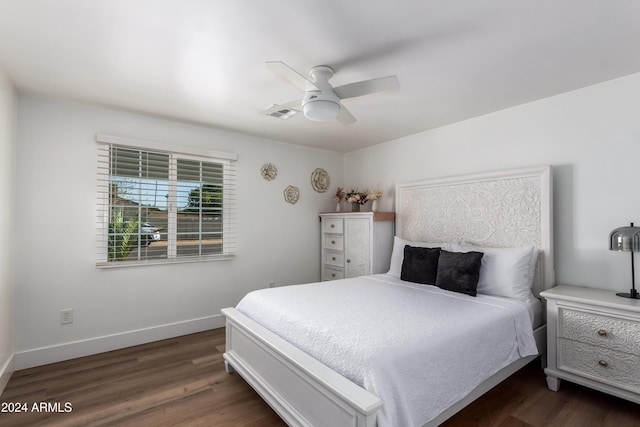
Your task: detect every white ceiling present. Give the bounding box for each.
[1,1,639,153]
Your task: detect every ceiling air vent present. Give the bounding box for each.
[265,104,299,120]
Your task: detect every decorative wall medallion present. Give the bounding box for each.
[310,168,330,193]
[261,163,278,181]
[283,185,300,204]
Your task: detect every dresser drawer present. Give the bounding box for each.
[323,218,344,234]
[324,251,344,267]
[559,308,640,355]
[323,266,344,281]
[324,235,344,251]
[558,338,640,392]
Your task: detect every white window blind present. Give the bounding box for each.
[96,136,236,266]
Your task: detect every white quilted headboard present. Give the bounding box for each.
[395,165,554,297]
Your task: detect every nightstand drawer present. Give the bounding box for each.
[559,308,640,355]
[323,266,344,281]
[558,338,640,392]
[323,218,344,234]
[324,251,344,267]
[324,235,344,251]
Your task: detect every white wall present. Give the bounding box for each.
[13,95,343,368]
[345,72,640,294]
[11,72,640,369]
[0,65,16,392]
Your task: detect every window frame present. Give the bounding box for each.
[96,134,237,268]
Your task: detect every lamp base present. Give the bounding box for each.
[616,291,640,299]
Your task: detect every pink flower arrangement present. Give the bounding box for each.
[346,188,368,205]
[334,187,346,203]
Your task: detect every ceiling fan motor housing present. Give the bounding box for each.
[301,65,341,121]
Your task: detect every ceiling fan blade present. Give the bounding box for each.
[260,99,302,116]
[336,104,356,125]
[333,75,399,100]
[266,61,319,92]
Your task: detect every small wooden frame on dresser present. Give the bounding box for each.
[541,285,640,404]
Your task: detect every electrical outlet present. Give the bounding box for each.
[268,281,275,288]
[60,309,73,325]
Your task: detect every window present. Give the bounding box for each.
[96,135,236,266]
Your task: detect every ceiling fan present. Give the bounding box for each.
[261,61,399,125]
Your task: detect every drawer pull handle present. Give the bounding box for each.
[597,329,608,337]
[347,259,351,263]
[330,224,335,228]
[332,240,336,244]
[332,257,336,261]
[598,360,608,367]
[331,273,336,277]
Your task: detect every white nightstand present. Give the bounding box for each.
[540,285,640,404]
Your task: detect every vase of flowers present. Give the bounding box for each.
[334,187,346,212]
[367,186,383,212]
[346,188,368,212]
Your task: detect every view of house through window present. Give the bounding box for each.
[176,158,224,257]
[97,141,236,265]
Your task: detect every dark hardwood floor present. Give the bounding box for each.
[1,328,638,426]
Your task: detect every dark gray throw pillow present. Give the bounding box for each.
[400,245,441,285]
[434,250,484,296]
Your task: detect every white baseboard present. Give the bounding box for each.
[0,354,14,396]
[14,314,225,370]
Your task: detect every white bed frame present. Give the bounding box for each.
[223,165,554,427]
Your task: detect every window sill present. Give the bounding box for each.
[96,255,235,269]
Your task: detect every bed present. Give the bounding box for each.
[222,165,554,427]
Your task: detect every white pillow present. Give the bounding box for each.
[387,236,449,279]
[448,242,538,301]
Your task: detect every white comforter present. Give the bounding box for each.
[236,274,538,427]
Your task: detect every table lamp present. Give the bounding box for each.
[609,222,640,299]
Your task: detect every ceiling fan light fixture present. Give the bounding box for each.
[264,61,399,125]
[303,100,340,121]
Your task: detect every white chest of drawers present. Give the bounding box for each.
[319,212,394,281]
[540,285,640,404]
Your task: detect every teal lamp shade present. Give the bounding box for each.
[609,222,640,299]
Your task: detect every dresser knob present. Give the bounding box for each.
[332,257,336,261]
[597,329,608,337]
[347,259,351,263]
[331,273,336,277]
[332,240,336,244]
[598,360,608,367]
[331,224,335,228]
